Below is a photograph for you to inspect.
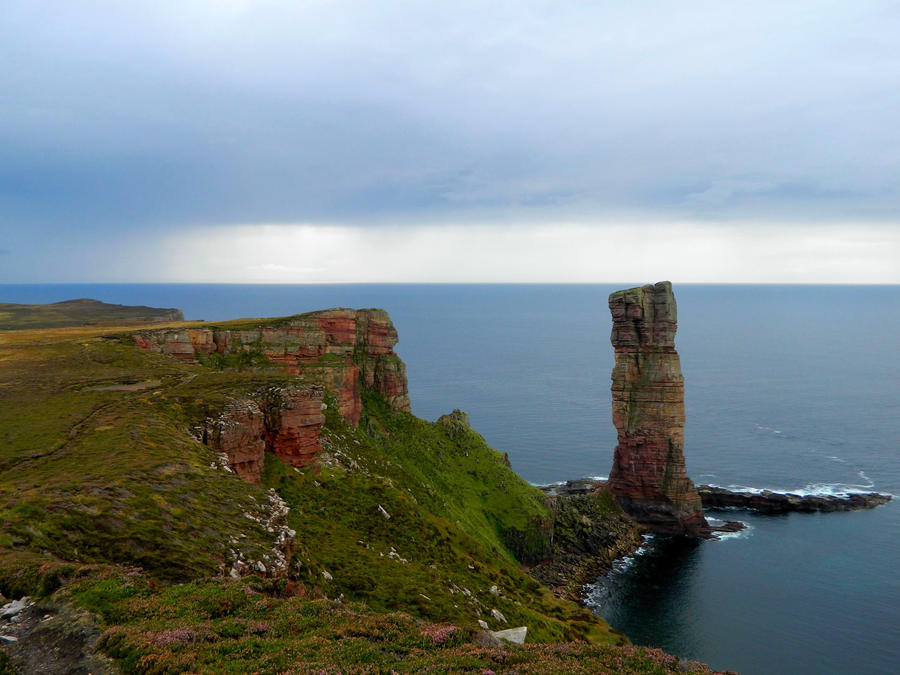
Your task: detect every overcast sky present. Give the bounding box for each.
[2,1,898,283]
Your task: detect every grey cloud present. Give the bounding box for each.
[1,0,899,237]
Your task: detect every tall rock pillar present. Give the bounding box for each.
[607,281,707,535]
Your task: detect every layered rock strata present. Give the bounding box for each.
[200,387,326,483]
[135,308,409,480]
[134,308,409,423]
[607,281,707,535]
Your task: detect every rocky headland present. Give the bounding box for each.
[0,298,183,329]
[698,485,892,513]
[545,479,892,515]
[134,306,410,419]
[133,308,410,483]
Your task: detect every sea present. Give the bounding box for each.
[2,283,898,675]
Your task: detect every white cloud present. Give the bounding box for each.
[6,220,896,284]
[141,222,900,284]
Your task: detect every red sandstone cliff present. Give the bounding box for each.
[201,386,326,484]
[135,308,409,482]
[607,281,707,535]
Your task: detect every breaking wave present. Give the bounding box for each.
[706,517,752,541]
[708,470,881,498]
[582,534,656,609]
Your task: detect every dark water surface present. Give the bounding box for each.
[3,283,898,674]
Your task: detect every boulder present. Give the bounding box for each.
[490,626,527,645]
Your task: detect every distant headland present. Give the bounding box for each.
[0,298,183,329]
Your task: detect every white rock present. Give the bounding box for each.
[378,504,391,520]
[491,608,507,624]
[322,569,333,581]
[0,598,29,620]
[255,561,267,574]
[477,619,489,630]
[490,626,527,645]
[489,585,500,596]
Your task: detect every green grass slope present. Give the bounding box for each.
[261,396,613,644]
[0,329,299,585]
[0,318,719,673]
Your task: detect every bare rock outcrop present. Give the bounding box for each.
[607,281,707,535]
[200,386,326,484]
[202,398,268,483]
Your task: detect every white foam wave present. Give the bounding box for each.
[608,534,655,573]
[706,518,752,541]
[707,479,880,498]
[713,526,751,541]
[531,475,608,488]
[582,583,609,608]
[583,535,657,609]
[756,424,782,434]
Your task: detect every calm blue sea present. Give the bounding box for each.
[2,283,898,674]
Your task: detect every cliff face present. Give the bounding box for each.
[607,281,707,535]
[135,308,409,480]
[201,387,325,484]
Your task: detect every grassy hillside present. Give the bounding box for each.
[0,319,719,673]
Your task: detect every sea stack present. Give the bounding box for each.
[607,281,707,535]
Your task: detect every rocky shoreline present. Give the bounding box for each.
[527,486,645,603]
